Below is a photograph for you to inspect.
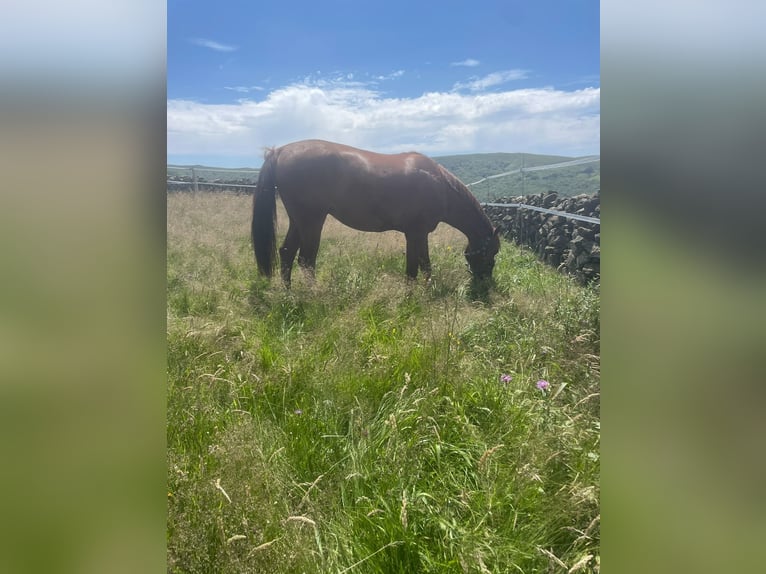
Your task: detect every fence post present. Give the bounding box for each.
[521,153,525,196]
[191,167,199,193]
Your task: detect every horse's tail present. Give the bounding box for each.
[252,147,279,277]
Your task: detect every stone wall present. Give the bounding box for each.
[484,191,600,284]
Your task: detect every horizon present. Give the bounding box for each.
[167,149,601,171]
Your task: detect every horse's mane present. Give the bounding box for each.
[431,161,495,242]
[434,162,483,210]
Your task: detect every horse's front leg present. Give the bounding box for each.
[405,231,430,281]
[421,253,432,283]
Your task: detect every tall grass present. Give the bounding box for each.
[167,191,600,573]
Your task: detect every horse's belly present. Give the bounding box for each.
[329,207,399,232]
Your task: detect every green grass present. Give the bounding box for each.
[167,192,600,573]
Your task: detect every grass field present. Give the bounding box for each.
[167,191,600,573]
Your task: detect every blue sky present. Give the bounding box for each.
[168,0,599,167]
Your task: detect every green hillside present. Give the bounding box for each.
[435,153,600,201]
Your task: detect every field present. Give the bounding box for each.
[167,192,600,573]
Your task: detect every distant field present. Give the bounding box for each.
[167,166,261,183]
[167,191,600,573]
[167,151,600,200]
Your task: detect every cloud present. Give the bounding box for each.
[190,38,237,52]
[295,72,371,90]
[224,86,265,93]
[453,69,529,92]
[451,59,480,67]
[373,70,405,81]
[168,82,599,164]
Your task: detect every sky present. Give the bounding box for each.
[168,0,600,168]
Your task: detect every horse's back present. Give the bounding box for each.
[272,140,448,232]
[276,140,442,190]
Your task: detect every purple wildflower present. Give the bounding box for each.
[500,374,512,384]
[536,380,550,391]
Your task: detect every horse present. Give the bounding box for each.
[251,139,500,286]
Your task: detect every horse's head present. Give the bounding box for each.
[465,228,501,280]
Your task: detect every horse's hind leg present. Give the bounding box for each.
[297,217,326,280]
[279,223,300,286]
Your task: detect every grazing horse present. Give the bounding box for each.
[251,139,500,285]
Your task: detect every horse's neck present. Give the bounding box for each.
[444,189,492,245]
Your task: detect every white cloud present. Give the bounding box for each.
[296,72,370,90]
[373,70,405,81]
[453,69,529,92]
[190,38,237,52]
[168,82,599,164]
[451,58,480,67]
[224,86,265,93]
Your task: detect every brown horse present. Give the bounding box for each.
[251,139,500,285]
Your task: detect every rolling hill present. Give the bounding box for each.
[434,152,600,201]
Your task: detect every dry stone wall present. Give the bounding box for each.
[484,191,600,284]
